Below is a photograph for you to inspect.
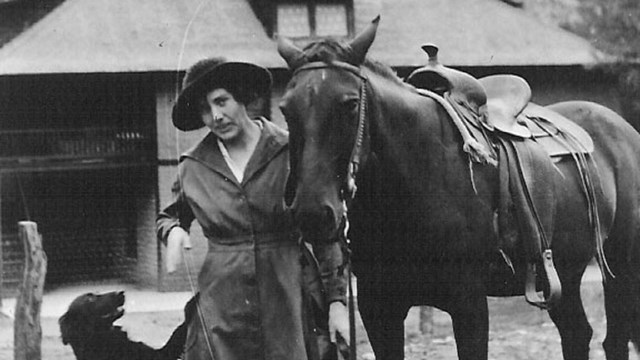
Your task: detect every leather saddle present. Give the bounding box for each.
[406,44,593,157]
[406,44,605,308]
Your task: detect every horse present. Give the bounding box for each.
[277,17,640,360]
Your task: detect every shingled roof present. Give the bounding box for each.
[357,0,606,67]
[0,0,606,75]
[0,0,286,74]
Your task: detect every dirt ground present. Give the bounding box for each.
[0,274,637,360]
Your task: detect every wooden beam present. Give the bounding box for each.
[13,221,47,360]
[419,306,434,338]
[0,173,3,307]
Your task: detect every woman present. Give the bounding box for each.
[157,57,349,360]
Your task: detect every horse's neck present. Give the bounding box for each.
[366,74,492,204]
[368,75,453,172]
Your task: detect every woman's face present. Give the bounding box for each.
[199,88,249,142]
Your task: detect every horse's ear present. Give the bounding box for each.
[277,35,306,69]
[349,15,380,64]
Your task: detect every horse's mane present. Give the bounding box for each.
[302,38,405,86]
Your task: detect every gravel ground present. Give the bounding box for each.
[1,269,637,360]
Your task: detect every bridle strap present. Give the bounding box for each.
[293,60,364,78]
[339,208,357,360]
[294,60,363,360]
[347,75,368,201]
[293,61,368,202]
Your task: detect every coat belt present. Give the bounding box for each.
[204,230,301,248]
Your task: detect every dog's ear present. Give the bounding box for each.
[59,310,98,346]
[59,295,98,345]
[58,311,77,345]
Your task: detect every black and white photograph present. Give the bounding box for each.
[1,1,640,359]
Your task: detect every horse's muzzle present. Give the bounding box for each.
[292,201,342,240]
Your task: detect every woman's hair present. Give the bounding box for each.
[205,79,255,105]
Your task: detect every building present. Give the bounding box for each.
[0,0,614,293]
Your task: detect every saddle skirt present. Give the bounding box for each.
[520,102,594,156]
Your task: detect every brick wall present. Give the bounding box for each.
[133,170,160,288]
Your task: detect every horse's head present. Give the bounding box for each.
[278,17,380,240]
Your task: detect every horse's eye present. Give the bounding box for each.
[341,98,359,116]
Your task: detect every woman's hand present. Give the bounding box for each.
[166,227,192,274]
[329,301,350,345]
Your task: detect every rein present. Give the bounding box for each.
[182,248,216,360]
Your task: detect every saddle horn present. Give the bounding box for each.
[349,15,380,64]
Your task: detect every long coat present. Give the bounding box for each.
[157,120,346,360]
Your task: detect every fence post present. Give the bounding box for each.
[0,173,3,307]
[14,221,47,360]
[419,306,434,337]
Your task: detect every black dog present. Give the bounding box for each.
[59,291,197,360]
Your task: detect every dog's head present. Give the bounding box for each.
[59,291,126,346]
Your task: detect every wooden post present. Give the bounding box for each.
[419,306,434,337]
[0,173,3,307]
[14,221,47,360]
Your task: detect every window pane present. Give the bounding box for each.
[277,4,310,37]
[316,4,348,37]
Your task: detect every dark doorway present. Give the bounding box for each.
[2,166,154,290]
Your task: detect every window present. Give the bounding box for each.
[315,4,348,36]
[275,1,352,39]
[277,4,311,38]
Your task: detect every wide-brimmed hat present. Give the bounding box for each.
[172,57,272,131]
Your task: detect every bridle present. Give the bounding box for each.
[291,60,367,360]
[292,60,369,206]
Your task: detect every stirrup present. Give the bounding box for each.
[525,249,562,309]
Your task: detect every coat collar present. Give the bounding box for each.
[181,118,288,184]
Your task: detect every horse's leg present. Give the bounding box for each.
[447,291,489,360]
[357,277,411,360]
[548,100,640,359]
[603,275,630,360]
[442,264,489,360]
[547,266,592,360]
[602,271,640,360]
[601,195,640,360]
[629,277,640,358]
